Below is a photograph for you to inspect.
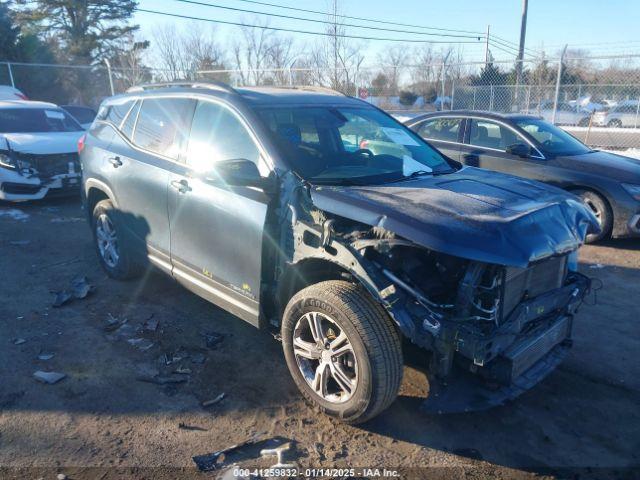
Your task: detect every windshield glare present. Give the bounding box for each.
[0,108,83,133]
[516,118,591,156]
[257,106,453,184]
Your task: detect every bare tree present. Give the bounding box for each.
[377,45,409,94]
[111,34,150,89]
[231,19,275,85]
[152,23,227,81]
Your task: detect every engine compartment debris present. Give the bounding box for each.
[33,371,66,384]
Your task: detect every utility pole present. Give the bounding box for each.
[484,25,491,66]
[515,0,528,88]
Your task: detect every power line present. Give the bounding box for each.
[170,0,483,39]
[229,0,485,36]
[490,33,541,56]
[137,8,484,44]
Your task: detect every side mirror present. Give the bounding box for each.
[506,143,532,158]
[209,158,274,192]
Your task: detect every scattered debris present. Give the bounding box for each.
[260,442,295,468]
[33,371,66,385]
[202,393,226,407]
[104,313,126,332]
[57,473,67,480]
[52,290,73,307]
[136,374,188,385]
[0,208,29,221]
[174,367,192,375]
[13,338,26,345]
[9,240,31,246]
[37,353,55,361]
[127,338,155,351]
[202,331,224,349]
[143,315,159,332]
[178,422,208,431]
[590,263,605,269]
[192,433,265,472]
[52,276,95,307]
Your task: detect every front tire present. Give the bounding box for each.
[575,189,612,243]
[91,199,142,280]
[282,280,403,424]
[607,119,622,128]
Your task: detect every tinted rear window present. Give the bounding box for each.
[63,106,97,124]
[133,98,196,160]
[97,100,134,127]
[0,108,83,133]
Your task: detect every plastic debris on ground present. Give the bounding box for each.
[52,276,95,307]
[201,393,225,407]
[13,338,26,345]
[127,338,155,351]
[33,371,66,384]
[37,352,55,361]
[143,315,159,332]
[192,433,266,472]
[202,331,224,349]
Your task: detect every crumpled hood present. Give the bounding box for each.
[310,167,599,267]
[2,132,83,155]
[556,150,640,183]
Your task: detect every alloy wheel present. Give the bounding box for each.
[292,311,358,403]
[96,213,120,268]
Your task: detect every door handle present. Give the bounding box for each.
[108,156,122,168]
[170,179,191,193]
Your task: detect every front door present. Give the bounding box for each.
[459,118,550,183]
[168,99,271,327]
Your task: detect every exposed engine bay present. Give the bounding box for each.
[274,178,592,411]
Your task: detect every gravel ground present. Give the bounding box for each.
[1,197,639,480]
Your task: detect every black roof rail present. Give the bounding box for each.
[126,80,237,95]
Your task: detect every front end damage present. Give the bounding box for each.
[0,140,81,201]
[273,171,596,413]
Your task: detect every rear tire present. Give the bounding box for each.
[607,119,622,128]
[281,280,402,424]
[91,199,142,280]
[575,189,612,243]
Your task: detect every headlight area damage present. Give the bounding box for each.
[273,169,598,413]
[0,138,81,201]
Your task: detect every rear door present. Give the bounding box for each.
[106,96,196,271]
[410,116,464,161]
[459,118,549,181]
[167,99,272,327]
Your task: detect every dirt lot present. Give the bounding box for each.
[1,197,639,480]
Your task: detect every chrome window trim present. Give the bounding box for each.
[412,114,546,160]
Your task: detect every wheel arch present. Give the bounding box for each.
[85,179,118,216]
[566,184,614,236]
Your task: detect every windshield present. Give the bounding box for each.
[257,106,454,184]
[516,118,591,156]
[0,108,83,133]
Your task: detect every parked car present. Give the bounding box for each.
[531,100,592,126]
[80,83,597,423]
[0,100,84,201]
[594,102,639,128]
[0,85,28,101]
[61,105,98,130]
[406,111,640,242]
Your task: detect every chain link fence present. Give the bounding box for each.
[2,53,640,153]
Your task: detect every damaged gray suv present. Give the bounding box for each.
[80,82,598,423]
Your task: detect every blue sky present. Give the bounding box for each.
[134,0,640,62]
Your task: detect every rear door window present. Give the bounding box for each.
[185,100,261,171]
[469,119,519,151]
[133,98,196,160]
[416,117,462,143]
